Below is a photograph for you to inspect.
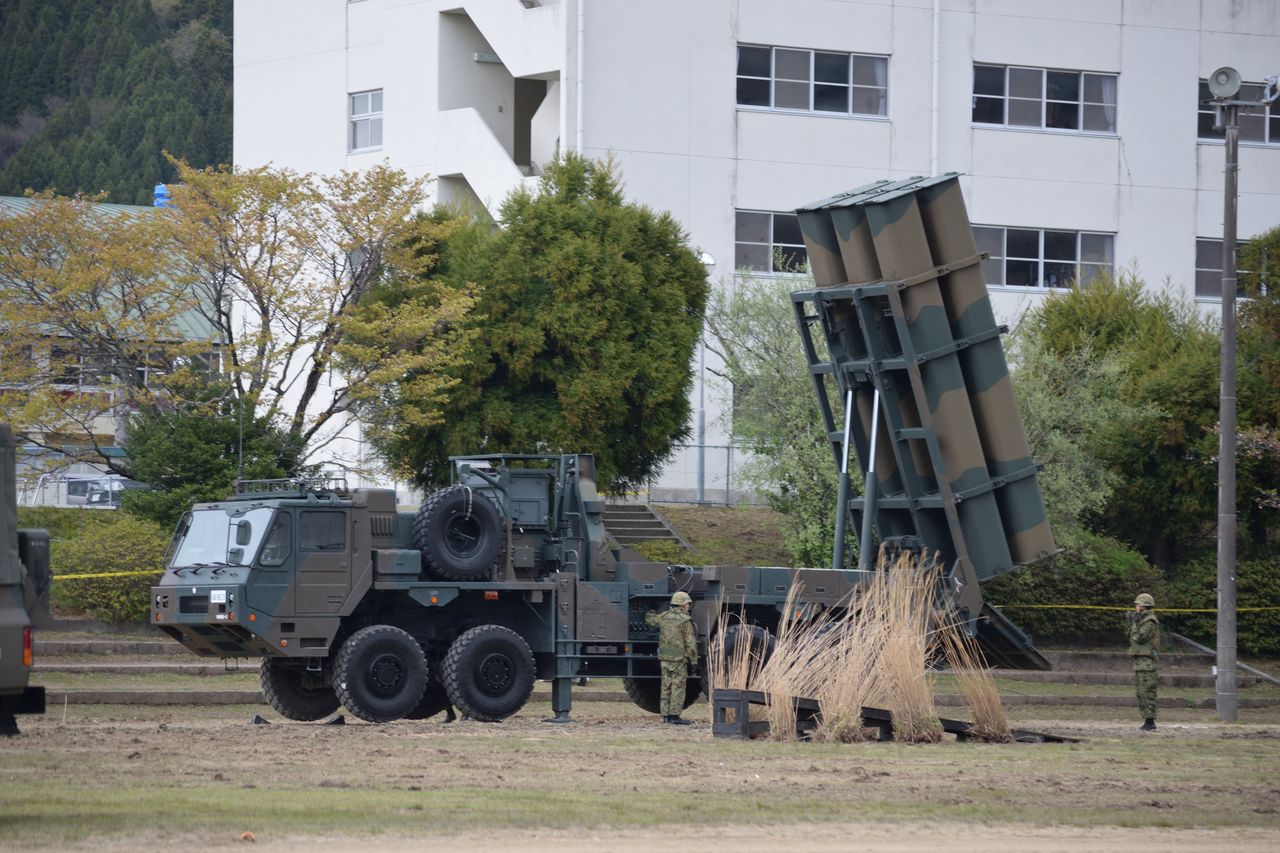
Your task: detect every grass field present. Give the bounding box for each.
[3,696,1278,852]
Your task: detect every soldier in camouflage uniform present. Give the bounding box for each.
[1128,592,1159,731]
[645,591,699,725]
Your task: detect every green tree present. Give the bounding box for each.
[382,153,709,491]
[1005,327,1147,546]
[704,272,839,567]
[120,401,307,530]
[1018,270,1280,567]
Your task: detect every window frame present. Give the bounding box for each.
[1195,237,1265,299]
[348,89,383,153]
[298,510,348,552]
[737,44,889,119]
[735,209,810,274]
[972,64,1118,135]
[973,225,1114,290]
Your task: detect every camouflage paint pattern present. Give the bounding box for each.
[796,174,1056,582]
[916,177,1056,563]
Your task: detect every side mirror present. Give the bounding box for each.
[234,520,252,546]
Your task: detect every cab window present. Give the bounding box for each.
[299,511,346,552]
[258,512,293,567]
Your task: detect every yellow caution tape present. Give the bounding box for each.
[52,569,164,581]
[993,603,1280,614]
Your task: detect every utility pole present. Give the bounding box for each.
[1204,67,1279,721]
[1212,71,1239,722]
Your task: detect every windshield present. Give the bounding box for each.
[170,507,275,568]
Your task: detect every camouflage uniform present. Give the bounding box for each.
[1128,608,1159,725]
[645,606,699,718]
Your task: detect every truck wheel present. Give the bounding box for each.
[413,486,506,581]
[721,623,775,669]
[260,657,340,722]
[442,625,535,722]
[622,673,703,715]
[334,625,428,723]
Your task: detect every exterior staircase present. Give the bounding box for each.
[602,503,688,549]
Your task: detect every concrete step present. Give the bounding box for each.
[33,687,1280,709]
[603,502,685,547]
[1044,650,1218,673]
[993,669,1262,689]
[35,662,257,675]
[35,639,179,656]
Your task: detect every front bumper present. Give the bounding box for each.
[152,583,270,658]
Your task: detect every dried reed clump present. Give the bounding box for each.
[938,614,1012,743]
[707,607,772,727]
[706,550,997,745]
[755,585,834,740]
[861,551,943,743]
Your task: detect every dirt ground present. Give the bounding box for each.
[4,699,1279,852]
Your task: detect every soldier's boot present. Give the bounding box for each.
[661,715,671,724]
[1140,718,1156,731]
[667,715,692,726]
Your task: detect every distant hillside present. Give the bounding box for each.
[0,0,232,206]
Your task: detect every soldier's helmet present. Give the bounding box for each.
[671,591,693,606]
[1134,593,1155,608]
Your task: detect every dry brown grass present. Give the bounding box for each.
[938,612,1012,742]
[705,550,979,744]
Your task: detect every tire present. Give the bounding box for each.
[260,657,340,722]
[721,623,775,668]
[334,625,428,723]
[622,671,703,715]
[404,675,455,721]
[413,485,506,581]
[442,625,535,722]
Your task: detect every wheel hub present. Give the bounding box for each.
[367,652,405,697]
[446,517,481,555]
[477,652,513,696]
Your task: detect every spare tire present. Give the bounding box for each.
[413,485,506,581]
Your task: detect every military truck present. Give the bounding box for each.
[1,424,52,736]
[151,174,1054,724]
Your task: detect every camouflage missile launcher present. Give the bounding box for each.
[153,454,883,723]
[0,424,51,736]
[793,173,1056,662]
[152,175,1056,723]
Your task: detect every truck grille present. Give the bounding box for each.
[179,595,210,614]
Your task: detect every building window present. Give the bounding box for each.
[973,65,1117,133]
[973,226,1113,288]
[735,210,809,273]
[1196,238,1263,298]
[1197,80,1280,145]
[349,89,383,152]
[737,45,888,117]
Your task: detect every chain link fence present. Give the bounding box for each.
[639,443,770,506]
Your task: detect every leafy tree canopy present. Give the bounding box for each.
[0,162,475,487]
[121,400,306,530]
[380,153,709,492]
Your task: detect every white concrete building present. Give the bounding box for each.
[234,0,1280,499]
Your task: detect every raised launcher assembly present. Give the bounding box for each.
[792,173,1057,669]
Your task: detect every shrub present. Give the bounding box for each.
[1164,557,1280,658]
[984,530,1163,645]
[50,512,169,623]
